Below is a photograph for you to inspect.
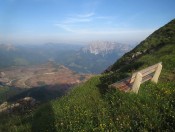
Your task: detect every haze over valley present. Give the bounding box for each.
[0,41,134,73]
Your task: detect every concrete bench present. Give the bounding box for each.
[109,62,162,94]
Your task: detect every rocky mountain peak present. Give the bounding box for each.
[82,41,131,55]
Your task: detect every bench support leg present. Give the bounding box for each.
[151,63,162,83]
[131,72,142,94]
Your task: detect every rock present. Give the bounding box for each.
[24,97,35,101]
[0,102,8,112]
[132,54,135,58]
[0,78,9,83]
[0,107,9,113]
[0,102,8,109]
[132,51,142,59]
[0,72,5,78]
[0,97,38,114]
[16,97,37,110]
[14,103,20,108]
[143,50,147,53]
[135,52,142,56]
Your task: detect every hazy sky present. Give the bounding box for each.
[0,0,175,44]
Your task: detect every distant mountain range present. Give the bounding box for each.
[0,41,134,73]
[0,44,16,51]
[82,41,131,55]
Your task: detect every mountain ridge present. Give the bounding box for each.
[81,41,133,55]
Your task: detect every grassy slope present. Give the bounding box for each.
[0,19,175,131]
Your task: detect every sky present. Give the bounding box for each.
[0,0,175,44]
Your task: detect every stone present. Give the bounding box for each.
[0,102,8,109]
[0,72,5,78]
[0,97,37,114]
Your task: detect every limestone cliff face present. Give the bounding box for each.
[82,41,133,55]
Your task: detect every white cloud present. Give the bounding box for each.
[54,24,74,32]
[95,16,114,19]
[55,12,95,26]
[63,18,92,24]
[65,12,95,23]
[53,12,155,44]
[76,12,95,18]
[54,12,115,31]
